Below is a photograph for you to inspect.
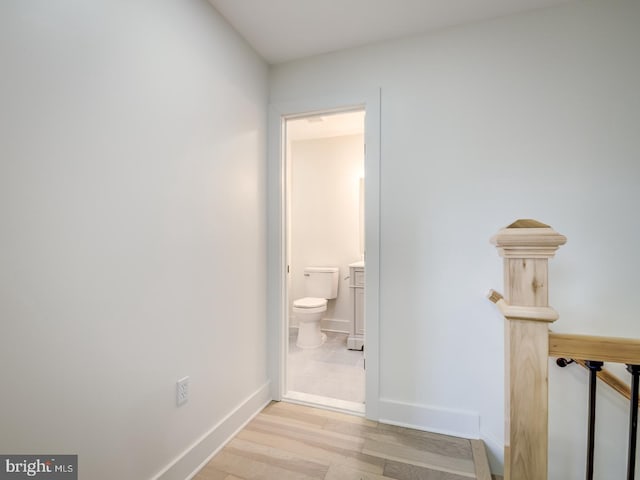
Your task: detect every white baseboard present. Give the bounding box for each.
[284,391,365,416]
[378,398,480,439]
[288,317,351,334]
[320,317,350,333]
[153,381,271,480]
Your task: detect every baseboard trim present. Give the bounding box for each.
[378,398,480,439]
[320,317,350,334]
[152,381,271,480]
[283,391,365,416]
[288,319,351,334]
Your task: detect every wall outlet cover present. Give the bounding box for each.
[176,376,189,406]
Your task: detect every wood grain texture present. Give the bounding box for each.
[505,258,548,307]
[193,401,494,480]
[549,333,640,364]
[490,223,566,259]
[507,320,549,480]
[470,440,492,480]
[507,219,550,228]
[488,290,558,323]
[491,219,566,480]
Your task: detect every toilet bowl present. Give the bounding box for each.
[293,297,328,348]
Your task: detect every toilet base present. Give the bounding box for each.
[296,322,326,349]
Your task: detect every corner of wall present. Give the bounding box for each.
[153,382,271,480]
[479,428,504,476]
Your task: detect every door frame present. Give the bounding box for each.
[267,89,381,419]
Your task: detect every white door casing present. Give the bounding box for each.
[267,89,381,420]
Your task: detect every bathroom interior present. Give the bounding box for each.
[285,109,366,414]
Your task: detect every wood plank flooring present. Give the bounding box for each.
[194,401,501,480]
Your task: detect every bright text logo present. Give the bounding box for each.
[0,455,77,480]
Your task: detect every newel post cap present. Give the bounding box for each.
[491,219,567,259]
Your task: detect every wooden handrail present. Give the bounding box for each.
[490,292,640,441]
[549,333,640,365]
[549,331,640,407]
[550,335,640,478]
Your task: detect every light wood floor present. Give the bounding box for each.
[194,401,501,480]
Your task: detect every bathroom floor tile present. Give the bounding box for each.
[287,331,365,404]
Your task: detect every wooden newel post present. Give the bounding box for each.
[490,219,566,480]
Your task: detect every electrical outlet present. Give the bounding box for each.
[176,376,189,406]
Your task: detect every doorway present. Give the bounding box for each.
[284,109,366,413]
[267,90,380,420]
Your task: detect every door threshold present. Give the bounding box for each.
[283,391,365,416]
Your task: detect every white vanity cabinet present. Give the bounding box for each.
[347,261,365,350]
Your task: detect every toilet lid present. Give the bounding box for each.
[293,297,327,308]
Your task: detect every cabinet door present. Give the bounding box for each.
[355,287,365,335]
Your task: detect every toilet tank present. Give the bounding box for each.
[304,267,339,299]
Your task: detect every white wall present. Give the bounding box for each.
[270,1,640,477]
[289,134,364,328]
[0,1,268,479]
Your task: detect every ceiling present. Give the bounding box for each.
[208,0,572,64]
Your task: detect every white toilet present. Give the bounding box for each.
[293,267,339,348]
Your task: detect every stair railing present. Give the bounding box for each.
[488,219,640,480]
[551,333,640,480]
